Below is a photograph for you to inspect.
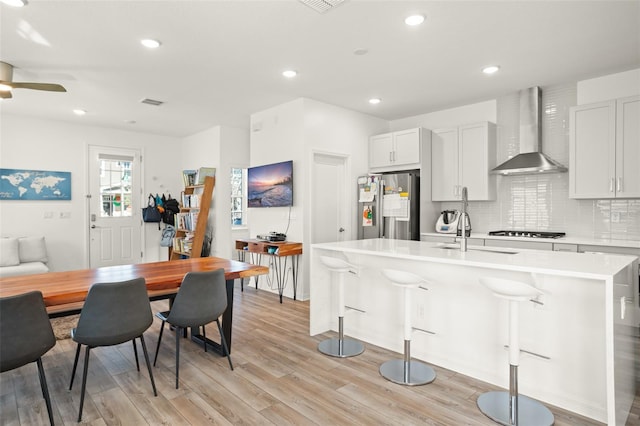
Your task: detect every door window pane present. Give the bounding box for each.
[99,159,132,217]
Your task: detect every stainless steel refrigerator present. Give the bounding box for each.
[356,171,420,240]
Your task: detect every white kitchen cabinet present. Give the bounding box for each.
[369,128,426,172]
[431,122,496,201]
[570,95,640,199]
[553,243,578,253]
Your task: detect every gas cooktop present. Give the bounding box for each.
[488,230,566,239]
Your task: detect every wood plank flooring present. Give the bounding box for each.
[1,281,638,425]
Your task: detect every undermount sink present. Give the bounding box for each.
[436,244,519,255]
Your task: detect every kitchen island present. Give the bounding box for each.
[310,239,638,425]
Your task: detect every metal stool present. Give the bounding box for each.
[317,256,365,357]
[477,277,554,426]
[379,269,436,386]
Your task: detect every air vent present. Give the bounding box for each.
[298,0,345,14]
[140,98,164,106]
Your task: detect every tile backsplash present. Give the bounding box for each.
[441,81,640,241]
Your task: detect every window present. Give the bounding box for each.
[231,167,245,226]
[99,157,132,217]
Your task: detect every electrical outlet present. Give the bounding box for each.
[59,211,71,219]
[44,211,54,219]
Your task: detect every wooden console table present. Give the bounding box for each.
[235,239,302,303]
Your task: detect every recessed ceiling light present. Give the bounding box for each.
[282,70,297,78]
[482,65,500,75]
[353,48,368,56]
[125,120,137,124]
[405,14,425,26]
[369,98,382,105]
[140,39,161,49]
[73,109,86,116]
[1,0,28,7]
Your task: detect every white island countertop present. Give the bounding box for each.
[310,238,639,425]
[313,238,637,280]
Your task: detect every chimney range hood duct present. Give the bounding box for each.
[492,86,567,175]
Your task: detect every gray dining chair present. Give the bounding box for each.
[69,277,157,422]
[1,291,56,425]
[153,268,233,389]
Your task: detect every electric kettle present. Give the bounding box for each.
[435,210,460,234]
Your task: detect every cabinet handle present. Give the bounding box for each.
[609,178,615,193]
[617,177,622,192]
[389,152,393,162]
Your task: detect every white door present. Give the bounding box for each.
[88,146,142,268]
[311,152,349,244]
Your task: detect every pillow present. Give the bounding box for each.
[18,236,48,263]
[0,238,20,267]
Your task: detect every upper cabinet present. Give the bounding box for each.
[570,95,640,199]
[369,128,427,172]
[431,122,496,201]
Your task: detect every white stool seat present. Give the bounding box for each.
[479,277,543,301]
[477,276,553,426]
[379,268,435,386]
[381,269,429,288]
[320,256,355,273]
[317,256,364,358]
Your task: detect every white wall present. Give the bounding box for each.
[249,97,387,300]
[219,126,250,259]
[0,114,181,271]
[390,99,497,131]
[577,68,640,105]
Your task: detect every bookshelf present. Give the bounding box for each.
[170,175,215,260]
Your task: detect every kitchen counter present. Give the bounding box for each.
[310,239,638,425]
[421,232,640,250]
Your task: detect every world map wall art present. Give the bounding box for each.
[0,168,71,200]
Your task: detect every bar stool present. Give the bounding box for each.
[317,256,365,357]
[379,269,436,386]
[477,277,554,426]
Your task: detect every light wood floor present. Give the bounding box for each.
[1,282,639,425]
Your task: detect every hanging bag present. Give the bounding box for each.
[142,194,162,227]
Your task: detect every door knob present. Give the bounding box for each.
[91,225,97,229]
[339,227,345,232]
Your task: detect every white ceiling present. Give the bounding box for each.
[1,0,639,138]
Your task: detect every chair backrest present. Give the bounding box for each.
[0,291,56,373]
[167,268,227,328]
[73,277,152,347]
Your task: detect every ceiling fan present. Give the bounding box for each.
[0,61,67,99]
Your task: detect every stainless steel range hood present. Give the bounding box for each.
[492,86,567,175]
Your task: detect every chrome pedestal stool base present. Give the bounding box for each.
[379,359,436,386]
[477,391,554,426]
[317,337,365,358]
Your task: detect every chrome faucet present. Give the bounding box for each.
[459,186,468,252]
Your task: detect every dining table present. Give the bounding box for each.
[0,256,269,355]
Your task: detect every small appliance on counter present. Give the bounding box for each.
[256,232,287,242]
[435,210,460,234]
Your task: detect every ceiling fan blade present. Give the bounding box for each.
[9,82,67,92]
